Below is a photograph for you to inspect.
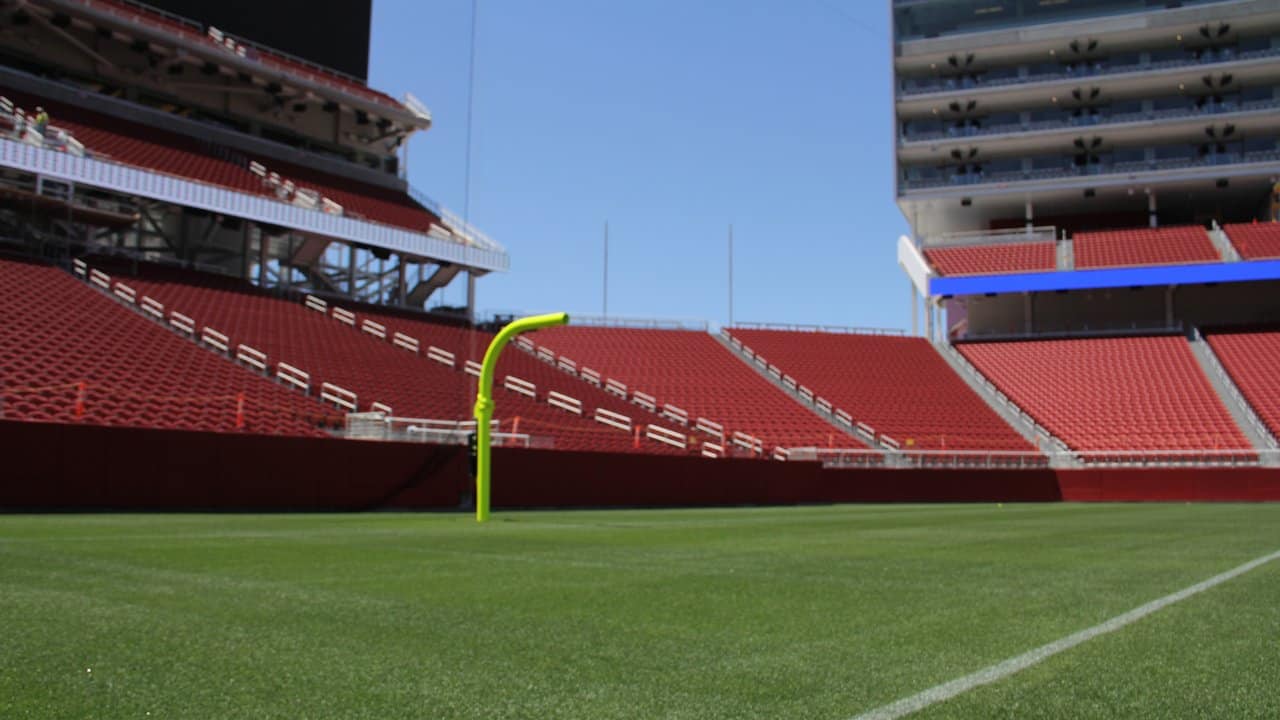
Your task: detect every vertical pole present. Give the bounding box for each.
[347,243,357,295]
[466,271,477,324]
[257,228,268,286]
[241,221,251,281]
[603,221,609,318]
[728,224,734,328]
[397,260,407,306]
[1148,189,1158,228]
[462,0,479,225]
[911,283,919,337]
[1025,198,1034,232]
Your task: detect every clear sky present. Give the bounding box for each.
[369,0,909,331]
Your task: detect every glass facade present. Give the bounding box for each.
[894,0,1235,42]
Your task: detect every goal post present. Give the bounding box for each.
[473,312,569,522]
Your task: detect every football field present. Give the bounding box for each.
[2,503,1277,718]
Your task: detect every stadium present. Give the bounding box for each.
[2,0,1279,717]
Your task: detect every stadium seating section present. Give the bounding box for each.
[0,87,442,236]
[958,336,1251,453]
[1222,223,1280,260]
[0,257,331,435]
[729,329,1032,451]
[97,263,685,454]
[1205,330,1280,438]
[924,241,1056,276]
[532,327,844,450]
[1072,226,1219,269]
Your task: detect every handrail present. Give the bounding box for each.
[729,322,906,336]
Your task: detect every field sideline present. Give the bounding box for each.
[2,504,1278,718]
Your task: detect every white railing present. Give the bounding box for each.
[360,319,386,340]
[536,347,556,364]
[277,362,310,393]
[921,226,1057,249]
[332,307,356,326]
[200,327,230,354]
[503,375,536,399]
[170,311,195,336]
[789,447,1263,470]
[702,441,725,459]
[112,281,136,304]
[557,357,577,374]
[235,343,267,373]
[426,345,455,367]
[695,417,724,440]
[728,322,906,336]
[464,360,482,377]
[581,367,602,386]
[320,382,357,412]
[661,403,689,427]
[304,294,327,313]
[1192,329,1279,450]
[547,391,583,415]
[393,332,420,354]
[605,378,627,398]
[646,424,687,449]
[632,390,657,412]
[594,407,632,432]
[89,268,110,289]
[0,137,509,272]
[369,401,393,415]
[140,296,164,320]
[731,431,763,455]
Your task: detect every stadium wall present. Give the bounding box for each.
[1,421,1278,509]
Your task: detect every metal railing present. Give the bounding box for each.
[920,226,1056,249]
[899,45,1280,97]
[0,137,509,272]
[485,311,709,331]
[729,322,906,336]
[1191,328,1280,451]
[789,447,1267,469]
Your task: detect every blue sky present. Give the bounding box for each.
[370,0,909,330]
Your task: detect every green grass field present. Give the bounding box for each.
[2,504,1278,719]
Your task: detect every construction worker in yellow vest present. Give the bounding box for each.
[33,107,48,138]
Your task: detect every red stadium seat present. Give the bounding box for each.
[1073,226,1219,269]
[1205,330,1280,438]
[924,242,1055,276]
[1221,223,1280,260]
[958,336,1251,454]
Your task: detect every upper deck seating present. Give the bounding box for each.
[531,327,844,450]
[729,329,1032,451]
[0,257,331,435]
[958,336,1251,454]
[924,242,1056,276]
[1222,223,1280,260]
[1073,226,1219,269]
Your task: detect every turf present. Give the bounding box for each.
[1,504,1277,719]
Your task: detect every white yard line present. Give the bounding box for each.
[851,548,1280,720]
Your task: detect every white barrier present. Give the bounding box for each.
[393,332,420,354]
[426,345,456,367]
[332,307,356,326]
[170,311,195,336]
[782,375,797,390]
[73,258,87,277]
[646,424,687,449]
[855,422,876,442]
[321,382,358,411]
[369,401,393,415]
[605,378,627,398]
[547,391,583,415]
[89,268,110,289]
[773,447,790,461]
[754,356,767,368]
[834,409,853,428]
[536,346,556,364]
[594,407,632,432]
[304,295,327,313]
[632,390,657,412]
[695,417,724,440]
[557,356,577,373]
[361,319,386,340]
[464,360,482,377]
[516,336,535,352]
[767,364,782,379]
[503,375,536,398]
[201,327,230,353]
[815,397,833,414]
[140,296,164,319]
[113,282,136,304]
[732,431,763,454]
[661,403,689,426]
[880,435,902,451]
[702,441,725,459]
[277,362,310,393]
[581,367,602,386]
[799,385,815,402]
[236,344,268,372]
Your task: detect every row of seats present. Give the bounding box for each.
[97,263,688,455]
[925,225,1260,277]
[923,241,1055,277]
[1222,223,1280,260]
[958,335,1251,453]
[529,327,846,450]
[728,329,1033,451]
[0,257,333,435]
